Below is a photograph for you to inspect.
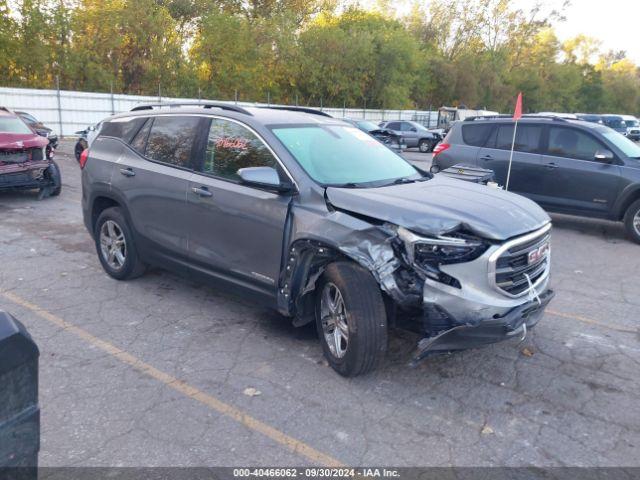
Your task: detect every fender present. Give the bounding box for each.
[612,184,640,220]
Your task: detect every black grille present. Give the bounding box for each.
[495,232,550,296]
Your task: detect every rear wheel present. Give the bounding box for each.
[315,262,388,377]
[624,199,640,244]
[95,207,146,280]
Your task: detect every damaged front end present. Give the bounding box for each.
[278,201,553,364]
[0,146,58,196]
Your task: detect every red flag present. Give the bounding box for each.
[513,92,523,121]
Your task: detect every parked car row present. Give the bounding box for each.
[431,115,640,243]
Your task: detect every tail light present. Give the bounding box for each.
[79,148,89,169]
[432,143,450,157]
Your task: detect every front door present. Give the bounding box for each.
[187,117,292,295]
[537,126,622,214]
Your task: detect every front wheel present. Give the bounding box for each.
[418,139,431,153]
[624,199,640,244]
[315,262,388,377]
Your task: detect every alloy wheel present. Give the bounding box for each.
[634,210,640,236]
[320,282,349,359]
[99,220,127,271]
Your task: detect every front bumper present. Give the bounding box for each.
[413,227,552,361]
[414,289,554,361]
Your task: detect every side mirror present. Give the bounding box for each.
[237,166,294,193]
[594,149,614,163]
[410,127,417,132]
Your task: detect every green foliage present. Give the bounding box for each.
[0,0,639,114]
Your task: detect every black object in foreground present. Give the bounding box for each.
[0,311,40,479]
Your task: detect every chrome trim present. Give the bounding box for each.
[487,223,552,298]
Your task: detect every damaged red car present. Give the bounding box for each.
[0,107,61,198]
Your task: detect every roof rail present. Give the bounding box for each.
[464,114,569,122]
[258,106,333,118]
[130,101,252,116]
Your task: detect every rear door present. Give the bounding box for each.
[536,126,622,214]
[186,117,292,295]
[476,123,545,199]
[111,115,204,263]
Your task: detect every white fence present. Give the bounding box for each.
[0,86,438,137]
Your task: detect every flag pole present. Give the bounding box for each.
[505,119,518,191]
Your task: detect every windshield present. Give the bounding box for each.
[602,130,640,158]
[356,121,381,132]
[0,117,33,134]
[272,125,420,187]
[625,120,639,128]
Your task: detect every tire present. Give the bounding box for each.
[315,261,388,377]
[623,199,640,244]
[418,139,430,153]
[75,143,84,161]
[94,207,146,280]
[39,161,61,198]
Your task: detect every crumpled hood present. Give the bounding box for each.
[0,133,48,150]
[326,175,551,241]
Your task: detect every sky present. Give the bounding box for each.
[360,0,640,64]
[523,0,640,64]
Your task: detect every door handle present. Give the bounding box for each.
[545,163,559,169]
[480,155,492,161]
[191,186,213,198]
[119,168,135,177]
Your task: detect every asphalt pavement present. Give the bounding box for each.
[0,142,638,467]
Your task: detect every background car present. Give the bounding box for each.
[378,120,438,152]
[341,118,406,153]
[74,123,101,160]
[601,114,628,136]
[575,113,604,124]
[15,111,58,158]
[621,115,640,141]
[0,107,61,197]
[431,115,640,243]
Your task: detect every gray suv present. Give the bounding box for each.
[378,120,438,152]
[432,116,640,243]
[82,103,553,376]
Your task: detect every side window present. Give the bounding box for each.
[548,127,601,161]
[461,124,493,147]
[100,117,147,143]
[130,118,151,155]
[490,124,542,153]
[145,116,201,168]
[386,122,401,130]
[202,118,278,181]
[400,122,414,132]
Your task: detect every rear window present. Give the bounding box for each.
[461,124,493,146]
[487,124,542,153]
[145,116,201,168]
[100,117,147,143]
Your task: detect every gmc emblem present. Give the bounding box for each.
[528,242,550,264]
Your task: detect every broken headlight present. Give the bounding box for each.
[396,226,489,286]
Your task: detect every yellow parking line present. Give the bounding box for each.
[546,309,637,334]
[0,290,344,467]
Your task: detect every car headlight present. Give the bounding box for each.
[396,226,489,275]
